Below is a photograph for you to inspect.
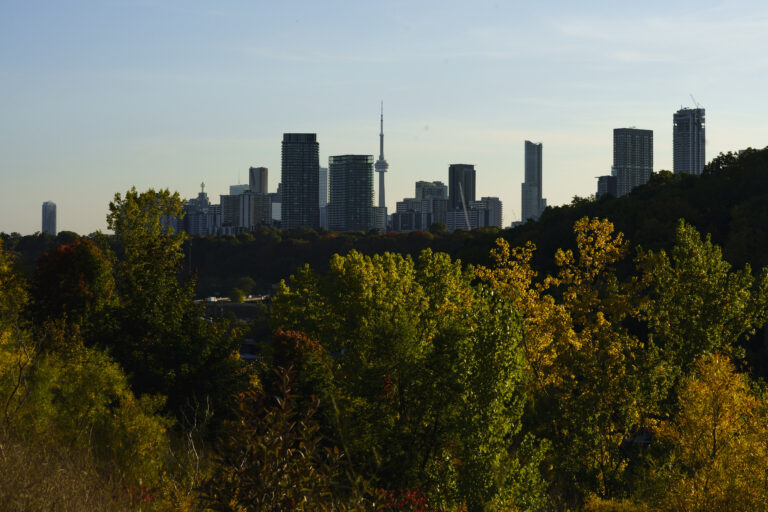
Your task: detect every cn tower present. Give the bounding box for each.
[374,101,388,209]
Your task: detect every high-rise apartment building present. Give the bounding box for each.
[42,201,56,235]
[614,128,653,197]
[245,166,271,227]
[281,133,320,230]
[673,108,705,175]
[478,196,503,228]
[328,155,374,232]
[220,194,242,229]
[318,167,328,208]
[521,141,546,221]
[448,164,476,210]
[319,166,329,229]
[249,166,268,194]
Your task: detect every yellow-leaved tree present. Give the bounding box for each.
[477,218,668,507]
[647,353,768,511]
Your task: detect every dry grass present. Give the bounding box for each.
[0,433,146,512]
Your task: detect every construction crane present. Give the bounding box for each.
[690,94,702,109]
[458,182,471,231]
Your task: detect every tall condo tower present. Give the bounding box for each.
[248,166,268,194]
[281,133,320,229]
[521,141,546,222]
[42,201,56,236]
[613,128,653,197]
[319,166,329,230]
[673,107,705,175]
[374,102,389,209]
[448,164,476,210]
[328,155,374,232]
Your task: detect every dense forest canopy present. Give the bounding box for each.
[2,149,768,510]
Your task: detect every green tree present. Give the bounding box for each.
[270,250,545,511]
[229,288,245,304]
[105,188,246,418]
[29,236,116,338]
[0,239,27,336]
[1,240,170,488]
[0,239,33,429]
[234,276,256,295]
[637,219,768,375]
[14,342,170,483]
[477,218,667,506]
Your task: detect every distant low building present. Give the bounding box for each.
[178,184,220,235]
[392,196,448,232]
[596,175,618,198]
[446,197,502,231]
[372,206,387,232]
[392,210,432,232]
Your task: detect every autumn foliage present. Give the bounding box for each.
[3,179,768,510]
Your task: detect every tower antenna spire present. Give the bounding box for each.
[374,101,389,210]
[379,100,385,160]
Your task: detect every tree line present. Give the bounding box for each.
[5,148,768,301]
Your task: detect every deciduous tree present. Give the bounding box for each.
[271,249,545,511]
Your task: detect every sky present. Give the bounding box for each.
[2,0,768,234]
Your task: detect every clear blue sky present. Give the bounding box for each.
[2,0,767,234]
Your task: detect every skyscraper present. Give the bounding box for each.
[328,155,374,232]
[249,166,268,194]
[281,133,320,230]
[673,107,705,175]
[521,141,546,222]
[220,194,242,229]
[42,201,56,235]
[448,164,476,211]
[613,128,653,197]
[246,167,271,227]
[319,166,329,229]
[318,166,328,208]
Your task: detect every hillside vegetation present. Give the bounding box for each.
[2,148,768,510]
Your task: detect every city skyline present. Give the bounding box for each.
[3,1,768,234]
